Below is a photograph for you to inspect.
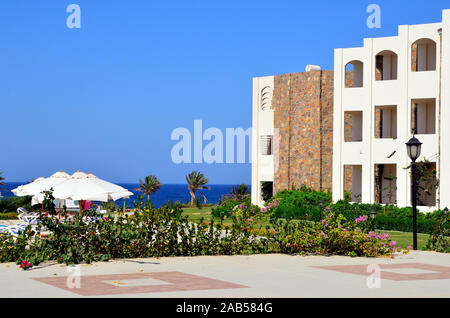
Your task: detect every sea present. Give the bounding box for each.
[0,183,250,208]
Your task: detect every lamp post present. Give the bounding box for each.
[406,135,422,250]
[370,208,377,231]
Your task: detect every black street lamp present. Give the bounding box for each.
[406,135,422,250]
[370,208,377,231]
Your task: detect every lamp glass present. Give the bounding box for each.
[409,144,421,161]
[406,137,422,162]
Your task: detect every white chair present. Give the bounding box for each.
[17,208,39,223]
[96,206,107,214]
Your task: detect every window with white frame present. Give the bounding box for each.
[260,135,273,156]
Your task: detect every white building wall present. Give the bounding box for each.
[333,11,448,212]
[251,76,274,206]
[441,10,450,209]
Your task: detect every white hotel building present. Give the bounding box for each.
[332,9,450,211]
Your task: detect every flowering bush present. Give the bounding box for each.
[231,204,256,225]
[426,210,449,253]
[269,207,408,257]
[261,199,279,213]
[211,197,260,219]
[355,215,368,223]
[0,226,33,264]
[269,186,449,234]
[19,260,31,270]
[231,199,278,226]
[1,201,265,269]
[0,202,409,271]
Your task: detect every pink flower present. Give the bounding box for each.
[355,215,368,223]
[19,260,31,269]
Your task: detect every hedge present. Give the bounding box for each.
[271,187,448,234]
[0,196,33,214]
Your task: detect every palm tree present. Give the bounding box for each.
[186,171,210,206]
[228,184,250,201]
[0,172,5,196]
[134,175,162,202]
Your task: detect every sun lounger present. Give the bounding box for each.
[0,225,9,234]
[17,207,39,223]
[2,222,38,239]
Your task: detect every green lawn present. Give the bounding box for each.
[382,230,429,250]
[182,206,276,228]
[182,207,432,250]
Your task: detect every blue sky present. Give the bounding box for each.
[1,0,448,184]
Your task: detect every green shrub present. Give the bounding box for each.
[271,185,332,221]
[0,196,33,214]
[6,201,263,269]
[268,207,408,257]
[270,186,448,235]
[330,200,448,234]
[426,210,450,253]
[1,200,407,269]
[211,197,259,219]
[0,212,18,220]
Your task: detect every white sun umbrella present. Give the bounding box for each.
[52,171,133,213]
[11,177,45,196]
[11,172,70,204]
[27,172,71,205]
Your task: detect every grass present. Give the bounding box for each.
[0,212,18,220]
[383,230,429,250]
[182,207,433,251]
[182,206,276,228]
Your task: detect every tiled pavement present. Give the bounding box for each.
[314,263,450,281]
[0,251,449,298]
[33,272,248,297]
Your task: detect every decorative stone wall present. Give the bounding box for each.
[272,70,334,194]
[376,55,383,81]
[344,113,353,142]
[343,165,353,194]
[375,107,383,138]
[412,43,418,72]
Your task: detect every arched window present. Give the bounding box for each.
[411,39,437,72]
[261,86,273,110]
[375,50,398,81]
[345,60,364,88]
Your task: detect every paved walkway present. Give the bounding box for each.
[0,220,20,226]
[0,251,449,298]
